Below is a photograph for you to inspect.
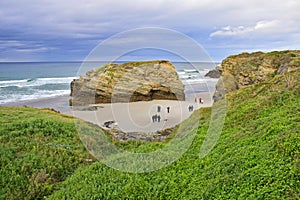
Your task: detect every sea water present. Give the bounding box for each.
[0,61,218,104]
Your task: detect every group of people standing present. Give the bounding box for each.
[151,98,203,123]
[151,105,170,123]
[188,105,194,112]
[152,114,161,122]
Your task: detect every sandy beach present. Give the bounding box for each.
[2,95,73,115]
[1,91,213,133]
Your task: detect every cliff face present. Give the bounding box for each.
[70,60,185,105]
[214,50,300,101]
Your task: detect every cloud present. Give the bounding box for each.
[86,28,212,62]
[1,0,298,38]
[209,20,281,37]
[0,0,299,61]
[0,40,26,49]
[0,40,58,53]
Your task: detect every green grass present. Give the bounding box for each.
[0,108,95,199]
[1,69,299,199]
[48,70,299,199]
[95,63,117,73]
[119,60,172,68]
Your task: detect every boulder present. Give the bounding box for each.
[70,60,185,106]
[204,67,221,78]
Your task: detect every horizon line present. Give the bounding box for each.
[0,60,222,63]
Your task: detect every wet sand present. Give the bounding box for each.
[1,95,73,115]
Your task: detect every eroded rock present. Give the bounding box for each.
[70,60,185,106]
[213,50,300,101]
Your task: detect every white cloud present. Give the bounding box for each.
[254,20,279,30]
[1,0,299,36]
[15,47,57,53]
[209,20,281,37]
[0,40,26,48]
[0,0,299,61]
[0,40,57,52]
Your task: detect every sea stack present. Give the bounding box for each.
[70,60,185,106]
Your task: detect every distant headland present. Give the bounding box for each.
[205,50,300,101]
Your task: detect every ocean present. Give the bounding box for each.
[0,61,218,105]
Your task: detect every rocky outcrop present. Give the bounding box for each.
[204,66,221,78]
[70,60,185,106]
[214,50,300,101]
[108,127,175,142]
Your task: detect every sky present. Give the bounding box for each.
[0,0,299,62]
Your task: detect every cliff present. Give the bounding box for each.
[70,60,185,105]
[213,50,300,101]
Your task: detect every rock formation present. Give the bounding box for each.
[204,66,221,78]
[70,60,185,106]
[213,50,300,101]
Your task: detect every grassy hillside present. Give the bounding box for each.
[0,108,96,199]
[48,70,299,199]
[1,69,299,199]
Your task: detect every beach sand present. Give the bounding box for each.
[2,95,73,115]
[1,92,213,133]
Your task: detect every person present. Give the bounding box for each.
[167,106,170,113]
[152,115,155,122]
[157,106,161,112]
[199,97,202,104]
[157,115,161,122]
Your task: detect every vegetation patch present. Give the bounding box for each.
[1,69,299,199]
[0,107,95,199]
[49,70,299,199]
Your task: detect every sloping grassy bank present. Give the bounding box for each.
[1,69,299,199]
[0,108,96,199]
[47,70,299,199]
